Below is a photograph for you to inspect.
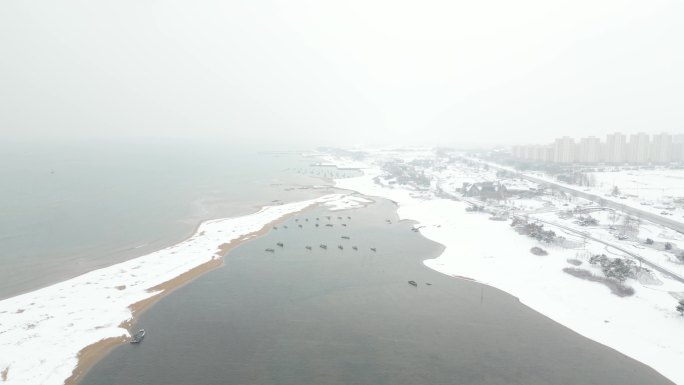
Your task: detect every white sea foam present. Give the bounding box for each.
[0,193,347,385]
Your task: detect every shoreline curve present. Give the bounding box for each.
[0,193,359,385]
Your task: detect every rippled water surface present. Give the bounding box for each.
[0,142,346,298]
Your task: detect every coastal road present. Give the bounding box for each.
[524,215,684,284]
[521,174,684,234]
[473,158,684,234]
[437,178,684,283]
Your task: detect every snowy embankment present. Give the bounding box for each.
[329,159,684,385]
[0,193,354,385]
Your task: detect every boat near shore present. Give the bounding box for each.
[130,329,146,344]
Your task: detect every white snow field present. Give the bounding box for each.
[523,169,684,226]
[325,151,684,385]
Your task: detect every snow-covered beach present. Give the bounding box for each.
[0,193,368,385]
[2,146,682,385]
[323,151,684,385]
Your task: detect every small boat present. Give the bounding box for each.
[298,224,303,228]
[370,248,376,252]
[342,224,347,227]
[352,246,358,251]
[408,281,417,287]
[341,236,350,240]
[320,244,327,249]
[325,224,333,227]
[338,245,343,250]
[130,329,146,344]
[265,248,275,253]
[276,242,284,247]
[305,246,312,250]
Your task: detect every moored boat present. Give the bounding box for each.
[130,329,146,344]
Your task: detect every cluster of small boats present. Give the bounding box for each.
[264,226,379,254]
[274,215,352,231]
[263,214,396,257]
[266,243,376,252]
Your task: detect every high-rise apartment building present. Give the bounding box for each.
[553,137,576,163]
[605,133,627,163]
[578,136,601,163]
[510,132,682,164]
[628,132,650,164]
[511,144,554,162]
[651,133,673,163]
[673,134,684,162]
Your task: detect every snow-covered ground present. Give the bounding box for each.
[524,202,684,278]
[325,195,373,211]
[461,156,684,226]
[322,149,684,385]
[592,169,684,202]
[590,169,684,216]
[523,169,684,225]
[0,193,356,385]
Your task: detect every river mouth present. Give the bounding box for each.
[79,197,673,385]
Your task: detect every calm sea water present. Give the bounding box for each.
[81,199,672,385]
[0,141,349,299]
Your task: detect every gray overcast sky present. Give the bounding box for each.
[1,0,682,148]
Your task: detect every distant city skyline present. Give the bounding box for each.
[511,132,684,164]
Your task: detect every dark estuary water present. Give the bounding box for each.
[80,198,673,385]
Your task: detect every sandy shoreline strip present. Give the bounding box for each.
[0,192,373,385]
[62,205,322,385]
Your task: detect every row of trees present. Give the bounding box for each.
[381,161,431,189]
[644,238,673,249]
[556,172,598,187]
[465,205,485,212]
[510,217,559,243]
[588,254,637,282]
[575,215,598,226]
[644,239,684,261]
[587,257,684,316]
